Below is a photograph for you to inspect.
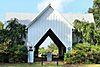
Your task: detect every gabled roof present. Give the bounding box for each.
[6,12,36,26]
[62,13,94,25]
[27,4,74,28]
[6,5,95,27]
[27,4,51,28]
[6,13,94,26]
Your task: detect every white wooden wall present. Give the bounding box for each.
[28,7,72,51]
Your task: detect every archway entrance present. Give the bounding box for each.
[34,29,66,61]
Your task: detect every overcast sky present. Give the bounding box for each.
[0,0,93,22]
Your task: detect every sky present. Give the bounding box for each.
[0,0,93,22]
[0,0,93,48]
[40,37,54,48]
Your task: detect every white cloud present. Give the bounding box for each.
[37,0,75,12]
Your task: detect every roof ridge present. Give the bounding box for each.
[27,4,52,28]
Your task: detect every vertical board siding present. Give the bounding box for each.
[28,7,72,48]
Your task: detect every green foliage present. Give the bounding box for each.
[0,29,9,44]
[0,21,4,44]
[0,21,4,30]
[38,43,58,55]
[9,45,27,63]
[0,44,27,63]
[88,0,100,28]
[6,18,27,46]
[38,47,46,55]
[94,30,100,45]
[74,20,95,44]
[47,43,58,55]
[0,18,27,63]
[64,43,100,64]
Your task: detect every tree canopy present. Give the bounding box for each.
[0,21,4,30]
[38,43,58,55]
[6,18,27,46]
[88,0,100,28]
[0,18,27,63]
[73,20,96,45]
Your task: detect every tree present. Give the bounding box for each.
[94,30,100,45]
[6,18,27,46]
[38,47,46,55]
[88,0,100,45]
[0,29,8,44]
[0,21,4,30]
[38,43,58,55]
[47,43,58,55]
[0,21,4,44]
[88,0,100,28]
[73,20,83,42]
[73,20,95,45]
[0,18,27,63]
[6,18,27,62]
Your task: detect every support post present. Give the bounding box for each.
[57,56,58,66]
[41,54,43,66]
[28,46,34,64]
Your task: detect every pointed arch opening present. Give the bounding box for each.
[34,29,66,61]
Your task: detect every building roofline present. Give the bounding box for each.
[27,4,74,29]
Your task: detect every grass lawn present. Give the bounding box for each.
[0,62,63,67]
[63,64,100,67]
[0,62,100,67]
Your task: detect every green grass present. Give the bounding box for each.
[0,63,100,67]
[63,64,100,67]
[0,62,63,67]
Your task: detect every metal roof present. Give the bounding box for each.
[6,4,94,27]
[6,13,94,25]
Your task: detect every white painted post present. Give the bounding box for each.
[28,46,34,64]
[66,47,68,52]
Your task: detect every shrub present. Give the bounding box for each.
[0,44,27,63]
[9,45,27,63]
[0,18,28,63]
[64,43,100,64]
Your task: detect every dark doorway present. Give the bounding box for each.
[34,29,66,61]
